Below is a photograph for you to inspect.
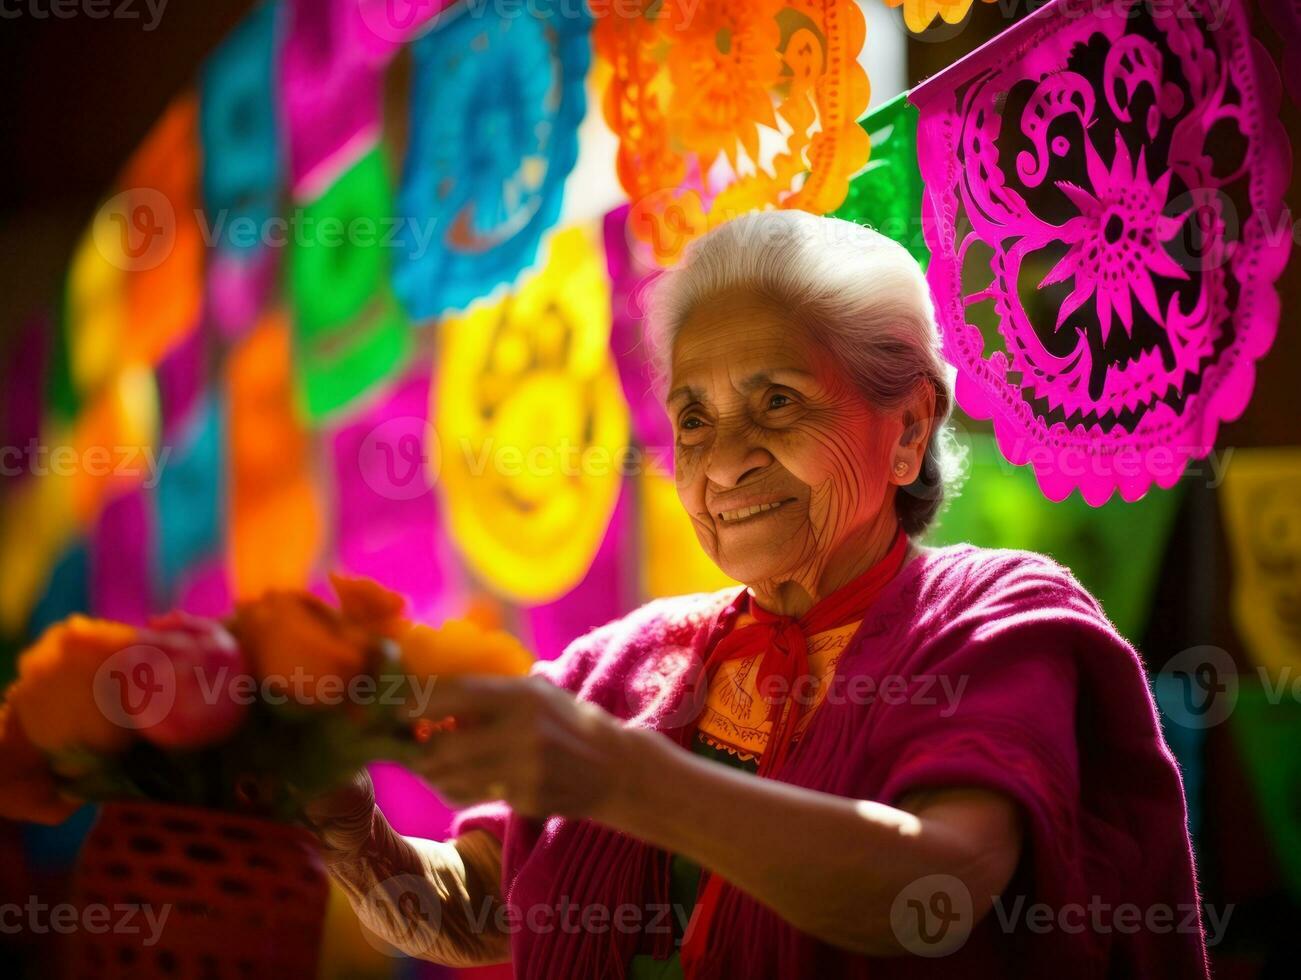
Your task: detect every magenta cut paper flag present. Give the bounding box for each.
[603,205,673,466]
[328,368,464,626]
[278,0,382,199]
[525,481,633,662]
[910,0,1293,505]
[90,489,154,625]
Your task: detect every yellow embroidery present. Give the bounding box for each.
[696,617,862,759]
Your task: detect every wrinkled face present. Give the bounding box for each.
[668,290,904,591]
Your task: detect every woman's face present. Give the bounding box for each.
[667,289,918,595]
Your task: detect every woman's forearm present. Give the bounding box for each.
[326,812,510,967]
[594,725,1020,955]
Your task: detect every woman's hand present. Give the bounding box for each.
[408,674,633,820]
[300,767,378,866]
[300,762,512,967]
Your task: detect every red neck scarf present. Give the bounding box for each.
[680,526,910,980]
[694,524,910,778]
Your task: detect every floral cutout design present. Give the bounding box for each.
[392,6,590,320]
[912,0,1292,504]
[595,0,870,266]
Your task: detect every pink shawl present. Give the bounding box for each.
[451,544,1208,979]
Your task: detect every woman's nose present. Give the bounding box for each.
[705,434,773,489]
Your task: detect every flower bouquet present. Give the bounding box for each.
[0,572,533,979]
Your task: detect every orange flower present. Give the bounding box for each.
[328,572,411,641]
[0,700,81,825]
[8,615,139,755]
[227,591,373,707]
[399,619,534,680]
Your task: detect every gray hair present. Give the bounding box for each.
[640,209,965,537]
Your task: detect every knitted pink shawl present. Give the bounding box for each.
[451,544,1208,979]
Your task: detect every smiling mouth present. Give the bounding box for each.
[717,498,798,524]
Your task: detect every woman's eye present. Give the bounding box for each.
[680,415,703,430]
[767,393,794,410]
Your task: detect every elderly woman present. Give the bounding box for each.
[306,211,1207,979]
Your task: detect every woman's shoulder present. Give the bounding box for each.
[907,541,1110,623]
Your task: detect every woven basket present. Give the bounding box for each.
[65,800,330,979]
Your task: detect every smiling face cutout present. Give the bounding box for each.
[667,289,915,606]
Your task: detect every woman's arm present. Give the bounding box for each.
[304,771,510,966]
[411,675,1024,957]
[600,725,1023,955]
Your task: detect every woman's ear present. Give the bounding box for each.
[889,381,937,486]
